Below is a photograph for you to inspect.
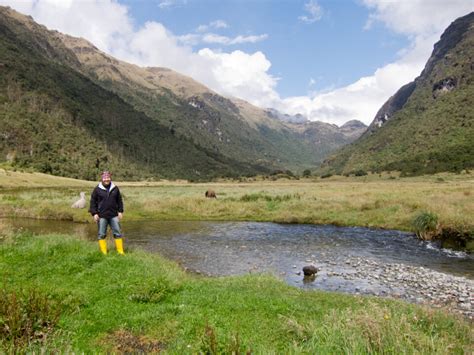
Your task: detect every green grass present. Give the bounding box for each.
[1,233,471,353]
[1,170,472,231]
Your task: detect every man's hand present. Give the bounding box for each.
[118,212,123,220]
[94,214,100,222]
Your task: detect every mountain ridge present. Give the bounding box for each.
[58,29,366,170]
[0,5,367,179]
[321,12,474,175]
[0,6,272,180]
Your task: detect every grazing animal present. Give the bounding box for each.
[205,189,217,198]
[71,192,86,208]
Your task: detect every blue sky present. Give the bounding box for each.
[120,0,409,97]
[1,0,472,124]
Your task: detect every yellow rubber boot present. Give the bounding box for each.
[98,239,107,255]
[115,238,125,255]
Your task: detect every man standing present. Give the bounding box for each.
[89,171,125,255]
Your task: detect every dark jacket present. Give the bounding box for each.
[89,182,124,219]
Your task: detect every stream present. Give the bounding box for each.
[1,218,472,318]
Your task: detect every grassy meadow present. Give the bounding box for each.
[0,169,473,244]
[1,233,472,353]
[1,170,473,351]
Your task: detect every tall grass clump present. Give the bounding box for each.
[200,323,251,354]
[412,211,439,240]
[0,288,61,351]
[239,193,298,203]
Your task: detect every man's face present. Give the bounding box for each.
[102,177,111,186]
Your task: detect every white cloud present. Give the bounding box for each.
[201,33,229,44]
[179,33,268,46]
[176,33,201,45]
[362,0,473,36]
[196,19,228,33]
[197,49,280,107]
[278,60,423,125]
[210,20,228,29]
[201,33,268,45]
[0,0,133,53]
[0,0,276,107]
[187,19,267,46]
[298,0,323,24]
[1,0,472,126]
[282,0,474,125]
[157,0,187,9]
[196,24,208,33]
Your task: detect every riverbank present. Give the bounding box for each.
[0,233,471,353]
[1,218,472,320]
[0,170,473,250]
[325,256,473,319]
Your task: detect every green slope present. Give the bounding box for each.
[58,30,365,171]
[65,46,319,170]
[322,12,474,176]
[0,7,270,180]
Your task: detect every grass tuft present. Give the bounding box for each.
[412,211,439,240]
[200,323,251,355]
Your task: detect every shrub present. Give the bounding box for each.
[302,169,311,177]
[321,173,332,179]
[354,169,368,176]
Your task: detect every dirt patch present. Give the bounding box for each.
[107,330,164,353]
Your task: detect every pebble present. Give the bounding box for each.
[321,256,473,319]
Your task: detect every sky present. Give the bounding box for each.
[1,0,473,125]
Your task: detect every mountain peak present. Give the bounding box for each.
[340,120,367,129]
[322,11,474,175]
[367,11,474,133]
[265,108,308,124]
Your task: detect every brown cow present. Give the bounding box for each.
[205,189,217,198]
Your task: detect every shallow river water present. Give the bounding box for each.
[2,218,473,317]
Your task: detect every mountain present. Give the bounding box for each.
[58,35,313,170]
[322,12,474,175]
[0,6,366,179]
[281,120,367,159]
[339,120,369,140]
[58,31,367,171]
[264,108,309,124]
[0,6,270,180]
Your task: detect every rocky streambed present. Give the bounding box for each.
[298,256,473,319]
